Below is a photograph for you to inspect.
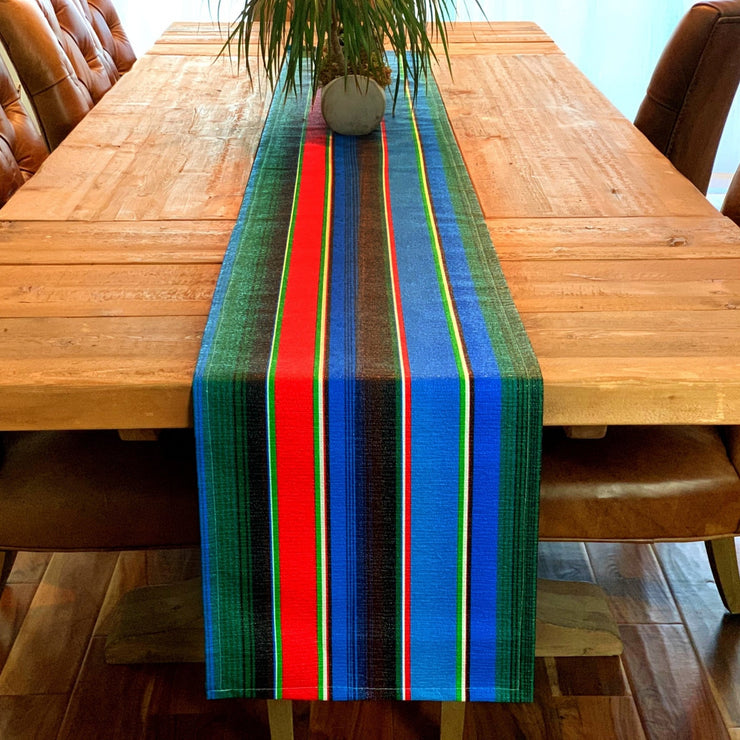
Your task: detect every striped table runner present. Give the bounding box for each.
[194,68,542,702]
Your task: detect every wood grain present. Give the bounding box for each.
[585,543,681,625]
[655,541,740,731]
[1,542,739,736]
[0,585,37,670]
[0,552,117,694]
[620,624,730,740]
[537,541,595,582]
[0,696,69,740]
[0,21,737,429]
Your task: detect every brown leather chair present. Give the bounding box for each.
[634,0,740,195]
[0,430,201,591]
[80,0,135,75]
[539,426,740,611]
[0,52,48,205]
[0,0,119,149]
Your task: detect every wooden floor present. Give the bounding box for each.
[0,540,738,739]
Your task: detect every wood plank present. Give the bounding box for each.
[0,264,219,317]
[103,576,621,664]
[436,55,719,220]
[58,636,165,739]
[306,701,440,740]
[585,543,681,625]
[0,56,271,223]
[488,216,740,261]
[0,220,231,264]
[620,624,729,740]
[503,260,740,314]
[550,697,646,739]
[539,356,740,426]
[0,552,118,694]
[655,541,740,729]
[535,580,623,657]
[0,585,37,670]
[537,541,595,583]
[308,701,396,740]
[104,578,204,664]
[0,316,201,430]
[5,552,51,584]
[463,695,645,739]
[0,695,69,740]
[93,552,148,638]
[553,657,629,697]
[146,548,202,585]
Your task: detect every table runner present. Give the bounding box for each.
[193,66,542,702]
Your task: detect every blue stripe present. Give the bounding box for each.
[385,88,461,700]
[412,83,503,700]
[327,134,368,699]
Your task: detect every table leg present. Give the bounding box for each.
[267,700,294,740]
[440,701,465,740]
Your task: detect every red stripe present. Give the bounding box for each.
[274,104,327,698]
[381,121,413,699]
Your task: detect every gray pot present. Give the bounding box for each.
[320,76,386,136]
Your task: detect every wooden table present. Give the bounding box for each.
[0,21,738,431]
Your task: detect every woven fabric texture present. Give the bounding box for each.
[194,67,542,703]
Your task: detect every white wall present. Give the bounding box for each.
[115,0,245,56]
[115,0,740,187]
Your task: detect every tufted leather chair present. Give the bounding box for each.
[0,52,47,205]
[0,0,119,149]
[634,0,740,195]
[80,0,135,74]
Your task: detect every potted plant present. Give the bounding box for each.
[213,0,459,135]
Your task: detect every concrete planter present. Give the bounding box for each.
[320,76,386,136]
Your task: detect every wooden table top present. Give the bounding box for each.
[0,21,738,430]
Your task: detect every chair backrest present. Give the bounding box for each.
[80,0,135,74]
[634,0,740,195]
[0,0,119,149]
[0,53,48,206]
[721,163,740,226]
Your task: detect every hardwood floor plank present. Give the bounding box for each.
[308,701,397,740]
[552,696,646,740]
[58,636,163,739]
[537,541,595,582]
[620,624,729,739]
[94,551,148,637]
[394,702,441,740]
[554,656,629,697]
[0,584,37,671]
[655,541,740,728]
[145,547,201,585]
[0,543,734,737]
[6,552,52,584]
[0,552,118,695]
[586,543,681,624]
[0,695,69,740]
[464,699,561,739]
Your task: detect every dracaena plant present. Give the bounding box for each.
[211,0,458,106]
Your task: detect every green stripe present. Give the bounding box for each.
[265,93,313,696]
[313,130,333,700]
